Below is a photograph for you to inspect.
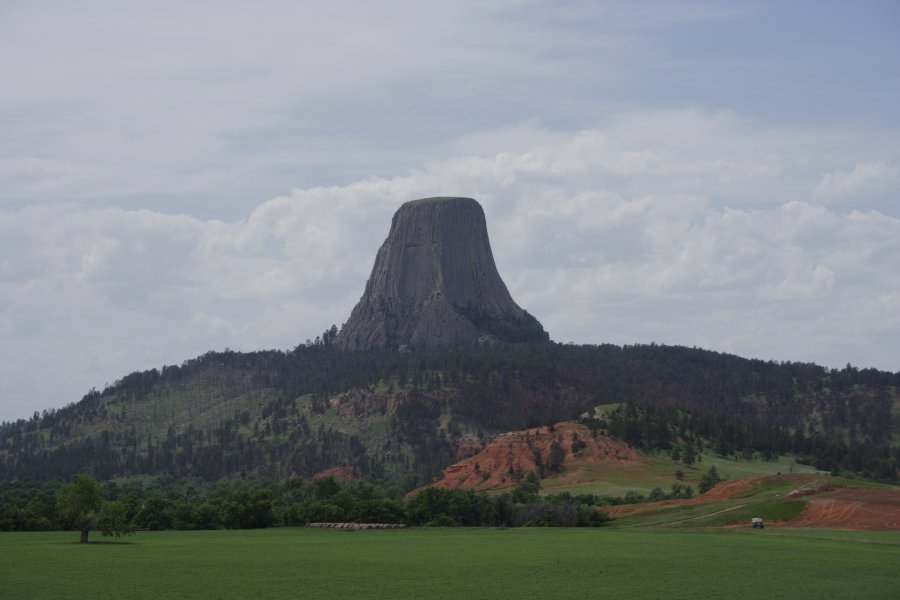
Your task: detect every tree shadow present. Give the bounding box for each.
[59,540,136,545]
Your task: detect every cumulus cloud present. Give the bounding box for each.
[3,2,900,422]
[813,162,898,202]
[2,110,900,420]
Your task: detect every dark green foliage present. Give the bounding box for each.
[698,466,724,494]
[511,502,610,527]
[405,483,609,528]
[571,433,588,454]
[223,488,275,529]
[135,496,173,531]
[56,474,134,542]
[97,501,135,538]
[312,476,340,500]
[455,306,550,344]
[590,400,899,483]
[547,440,566,473]
[56,474,103,542]
[1,341,897,484]
[390,394,455,481]
[3,473,618,531]
[509,474,541,504]
[407,488,475,526]
[544,484,693,509]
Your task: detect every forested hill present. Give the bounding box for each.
[1,340,898,483]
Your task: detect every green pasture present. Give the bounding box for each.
[610,497,806,529]
[540,451,822,497]
[610,475,819,528]
[2,527,898,599]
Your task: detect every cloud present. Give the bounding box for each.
[0,158,111,197]
[2,110,900,421]
[2,2,899,423]
[0,1,807,217]
[813,161,898,202]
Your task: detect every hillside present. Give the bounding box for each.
[606,473,900,531]
[1,341,898,484]
[422,417,900,531]
[427,418,811,492]
[429,422,641,491]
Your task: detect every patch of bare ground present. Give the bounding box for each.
[430,421,639,490]
[788,486,900,530]
[312,466,361,481]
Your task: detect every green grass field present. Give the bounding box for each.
[539,451,824,497]
[2,527,898,599]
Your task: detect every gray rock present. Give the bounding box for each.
[336,197,548,351]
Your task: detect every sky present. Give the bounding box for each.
[1,0,899,422]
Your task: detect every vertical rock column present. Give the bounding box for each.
[336,197,548,351]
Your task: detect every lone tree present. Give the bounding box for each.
[56,474,134,543]
[698,465,724,495]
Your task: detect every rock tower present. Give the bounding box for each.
[336,197,548,351]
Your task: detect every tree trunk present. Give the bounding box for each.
[80,525,90,544]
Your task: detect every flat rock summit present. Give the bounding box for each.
[336,197,548,351]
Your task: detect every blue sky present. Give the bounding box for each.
[1,1,899,421]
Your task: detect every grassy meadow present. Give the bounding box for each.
[2,527,898,599]
[539,451,824,497]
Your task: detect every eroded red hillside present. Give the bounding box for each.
[432,421,639,490]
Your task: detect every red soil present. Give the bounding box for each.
[607,474,900,531]
[693,477,765,502]
[312,466,361,481]
[430,421,640,490]
[788,486,900,530]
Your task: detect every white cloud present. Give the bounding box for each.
[813,161,898,202]
[0,2,898,425]
[2,110,900,420]
[0,158,111,197]
[12,1,872,219]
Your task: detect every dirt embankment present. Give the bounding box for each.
[788,486,900,530]
[431,421,639,490]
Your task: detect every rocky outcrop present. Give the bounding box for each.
[428,422,640,491]
[336,197,548,351]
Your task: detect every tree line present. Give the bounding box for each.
[583,403,899,482]
[0,473,614,536]
[1,339,897,484]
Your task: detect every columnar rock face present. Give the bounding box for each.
[336,197,548,351]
